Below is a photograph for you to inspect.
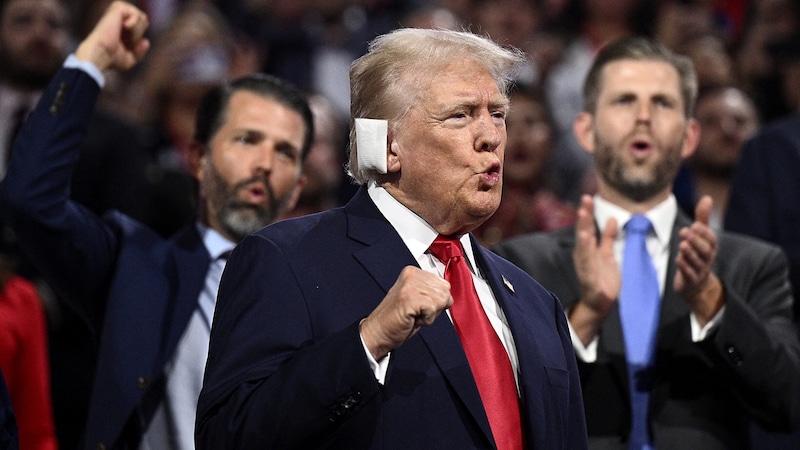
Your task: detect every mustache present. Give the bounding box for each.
[232,175,276,202]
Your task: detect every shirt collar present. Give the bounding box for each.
[367,183,477,267]
[593,194,676,248]
[195,222,236,260]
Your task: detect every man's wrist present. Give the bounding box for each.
[64,54,106,88]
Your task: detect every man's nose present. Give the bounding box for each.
[252,143,275,176]
[476,112,502,152]
[636,103,652,124]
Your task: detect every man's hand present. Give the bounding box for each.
[674,195,724,324]
[75,1,149,72]
[360,266,453,361]
[570,195,620,345]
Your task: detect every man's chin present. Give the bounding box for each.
[220,208,275,241]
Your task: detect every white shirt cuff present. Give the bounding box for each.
[64,54,105,88]
[359,322,390,384]
[691,304,726,341]
[568,319,598,362]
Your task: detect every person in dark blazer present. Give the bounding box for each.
[725,113,800,317]
[196,28,588,449]
[0,2,313,449]
[493,37,800,449]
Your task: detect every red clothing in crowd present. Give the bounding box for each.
[0,275,57,450]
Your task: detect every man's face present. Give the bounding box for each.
[0,0,69,89]
[387,60,507,236]
[692,88,758,174]
[575,60,698,204]
[503,93,552,187]
[198,91,306,242]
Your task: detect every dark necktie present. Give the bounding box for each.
[619,215,660,450]
[428,236,523,450]
[198,250,232,329]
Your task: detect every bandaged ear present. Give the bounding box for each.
[355,118,388,174]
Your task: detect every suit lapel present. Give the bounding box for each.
[345,188,494,445]
[158,227,211,369]
[660,214,692,324]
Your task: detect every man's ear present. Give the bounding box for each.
[285,173,307,213]
[573,112,596,155]
[188,140,206,181]
[681,118,700,160]
[386,139,401,173]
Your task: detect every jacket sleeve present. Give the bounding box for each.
[710,237,800,431]
[0,67,119,327]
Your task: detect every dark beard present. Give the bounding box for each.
[0,48,61,90]
[203,163,293,242]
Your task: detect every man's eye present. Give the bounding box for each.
[276,145,299,161]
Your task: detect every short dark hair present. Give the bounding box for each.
[582,36,697,117]
[193,73,314,161]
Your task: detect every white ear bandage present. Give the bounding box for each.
[355,118,388,174]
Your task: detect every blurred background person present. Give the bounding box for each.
[673,85,760,228]
[734,0,800,122]
[677,33,737,90]
[285,93,348,218]
[475,83,576,247]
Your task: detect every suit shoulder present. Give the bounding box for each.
[492,227,573,258]
[253,208,344,250]
[718,230,786,257]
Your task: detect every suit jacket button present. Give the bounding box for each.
[727,346,743,366]
[343,392,361,409]
[137,376,150,389]
[97,443,106,450]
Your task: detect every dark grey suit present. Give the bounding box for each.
[493,212,800,449]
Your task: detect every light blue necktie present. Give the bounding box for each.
[619,214,660,450]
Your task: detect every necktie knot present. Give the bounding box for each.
[429,235,463,264]
[626,214,652,236]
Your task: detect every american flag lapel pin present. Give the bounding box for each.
[501,275,515,293]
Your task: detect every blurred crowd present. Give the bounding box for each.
[2,0,800,448]
[51,0,800,240]
[10,0,798,235]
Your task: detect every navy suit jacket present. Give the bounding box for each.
[493,213,800,449]
[196,186,588,449]
[1,68,211,449]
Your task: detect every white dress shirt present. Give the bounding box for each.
[141,224,234,450]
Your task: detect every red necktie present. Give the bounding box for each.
[429,235,523,450]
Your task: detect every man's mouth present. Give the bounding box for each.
[630,138,653,157]
[481,161,502,186]
[241,181,269,204]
